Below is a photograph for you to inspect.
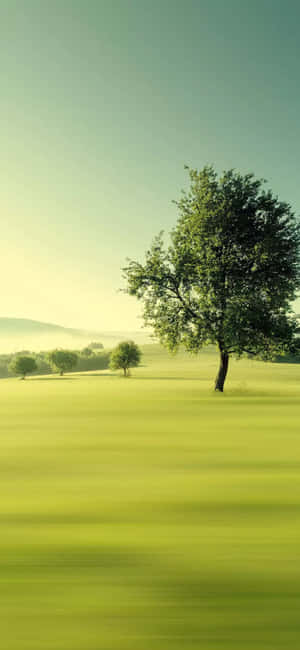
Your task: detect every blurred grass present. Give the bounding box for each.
[1,344,300,648]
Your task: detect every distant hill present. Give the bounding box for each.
[0,318,85,336]
[0,318,153,353]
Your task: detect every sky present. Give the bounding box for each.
[1,0,300,331]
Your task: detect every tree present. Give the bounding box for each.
[123,166,300,391]
[34,353,52,375]
[110,341,142,376]
[48,349,78,376]
[81,347,94,357]
[9,355,37,379]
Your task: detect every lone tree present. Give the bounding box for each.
[123,166,300,391]
[9,355,37,379]
[110,341,142,376]
[48,349,78,376]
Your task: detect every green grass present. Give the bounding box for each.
[1,344,300,649]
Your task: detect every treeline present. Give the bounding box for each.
[0,342,110,379]
[273,350,300,364]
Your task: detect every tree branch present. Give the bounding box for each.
[171,283,200,320]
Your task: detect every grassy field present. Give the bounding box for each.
[1,344,300,649]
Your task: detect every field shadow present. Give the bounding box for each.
[31,376,77,381]
[136,376,205,381]
[75,372,113,377]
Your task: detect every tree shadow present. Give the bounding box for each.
[31,376,77,381]
[75,372,114,377]
[136,376,205,381]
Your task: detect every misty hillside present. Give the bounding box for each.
[0,318,153,353]
[0,318,85,336]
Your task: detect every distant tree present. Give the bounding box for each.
[123,166,300,391]
[110,341,141,376]
[0,362,10,379]
[89,341,104,350]
[81,347,94,357]
[48,349,78,376]
[272,336,300,363]
[9,355,37,379]
[35,353,52,375]
[76,350,111,372]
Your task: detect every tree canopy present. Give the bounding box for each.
[9,355,37,379]
[81,347,94,357]
[110,341,142,376]
[48,349,78,376]
[123,166,300,391]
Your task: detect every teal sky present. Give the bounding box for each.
[1,0,300,330]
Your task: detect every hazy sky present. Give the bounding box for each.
[1,0,300,330]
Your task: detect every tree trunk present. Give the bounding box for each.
[123,367,127,377]
[60,369,64,376]
[215,350,229,392]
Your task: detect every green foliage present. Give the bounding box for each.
[273,351,300,363]
[0,354,12,378]
[110,340,142,376]
[123,165,300,389]
[0,348,110,379]
[0,362,10,378]
[9,355,37,379]
[81,347,94,357]
[34,353,52,375]
[75,350,111,372]
[272,337,300,363]
[48,349,78,376]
